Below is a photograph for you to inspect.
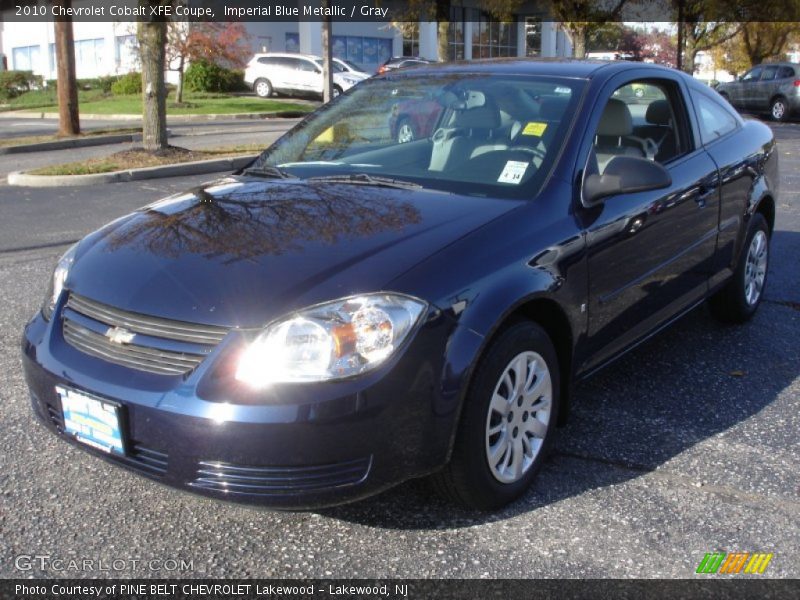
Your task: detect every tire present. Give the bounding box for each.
[332,85,343,98]
[770,96,789,122]
[430,321,560,510]
[254,79,273,99]
[709,212,770,323]
[396,118,416,144]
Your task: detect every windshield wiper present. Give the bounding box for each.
[307,173,423,190]
[243,165,293,179]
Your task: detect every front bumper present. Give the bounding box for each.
[21,307,466,509]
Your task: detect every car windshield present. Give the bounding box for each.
[316,59,347,73]
[342,60,364,72]
[251,73,585,199]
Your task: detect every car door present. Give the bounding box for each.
[262,57,290,92]
[755,65,779,111]
[296,58,322,93]
[579,74,721,369]
[739,66,762,109]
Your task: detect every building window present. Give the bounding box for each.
[332,36,392,72]
[115,35,138,72]
[448,6,465,60]
[74,38,105,77]
[403,23,419,57]
[471,10,516,58]
[525,17,541,56]
[12,45,41,72]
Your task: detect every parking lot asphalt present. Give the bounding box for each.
[0,119,798,579]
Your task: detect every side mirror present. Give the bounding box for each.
[583,156,671,206]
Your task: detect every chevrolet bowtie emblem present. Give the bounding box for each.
[105,326,135,345]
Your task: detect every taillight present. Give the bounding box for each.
[793,79,800,87]
[377,65,387,74]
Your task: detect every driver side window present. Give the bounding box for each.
[592,81,686,176]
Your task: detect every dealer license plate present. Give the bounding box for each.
[56,386,125,456]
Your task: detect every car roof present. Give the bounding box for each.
[252,53,318,61]
[378,57,686,81]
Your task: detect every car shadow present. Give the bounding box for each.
[320,230,800,529]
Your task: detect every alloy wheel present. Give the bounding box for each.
[744,230,768,306]
[485,351,552,484]
[772,100,786,121]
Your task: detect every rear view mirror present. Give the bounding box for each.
[583,156,671,206]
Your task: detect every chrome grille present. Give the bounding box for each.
[62,293,229,376]
[190,457,372,496]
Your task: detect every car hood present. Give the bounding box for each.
[67,176,520,328]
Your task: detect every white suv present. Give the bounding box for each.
[244,53,369,99]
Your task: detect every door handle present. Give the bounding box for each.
[695,185,716,208]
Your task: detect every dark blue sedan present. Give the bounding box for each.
[22,59,778,510]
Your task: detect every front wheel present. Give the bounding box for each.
[430,321,560,510]
[770,97,789,122]
[709,212,770,323]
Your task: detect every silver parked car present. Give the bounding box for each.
[716,62,800,122]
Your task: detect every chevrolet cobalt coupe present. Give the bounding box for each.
[22,60,777,510]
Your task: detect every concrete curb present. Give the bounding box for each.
[0,133,143,155]
[0,110,310,121]
[7,154,258,187]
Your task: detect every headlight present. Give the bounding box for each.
[341,77,359,86]
[236,293,427,387]
[41,244,77,321]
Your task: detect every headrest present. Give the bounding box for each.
[597,98,633,136]
[452,106,501,129]
[646,99,672,125]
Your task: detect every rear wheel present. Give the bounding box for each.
[770,96,789,122]
[254,78,273,98]
[333,85,343,98]
[431,321,560,510]
[709,212,770,323]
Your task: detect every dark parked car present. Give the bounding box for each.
[716,62,800,121]
[377,56,435,74]
[23,60,777,510]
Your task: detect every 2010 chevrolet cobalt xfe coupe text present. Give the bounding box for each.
[22,60,778,510]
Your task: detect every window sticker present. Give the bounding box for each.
[498,160,528,184]
[522,122,548,136]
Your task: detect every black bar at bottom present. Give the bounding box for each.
[2,579,800,600]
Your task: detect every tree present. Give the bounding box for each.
[167,22,250,104]
[740,22,800,66]
[550,0,629,58]
[138,2,168,152]
[322,1,333,102]
[639,27,678,67]
[53,0,79,136]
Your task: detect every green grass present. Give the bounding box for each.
[30,144,262,176]
[3,92,313,115]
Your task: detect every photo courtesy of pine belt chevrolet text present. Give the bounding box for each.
[21,59,778,510]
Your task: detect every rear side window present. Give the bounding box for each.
[779,66,795,79]
[258,57,278,66]
[693,91,739,144]
[761,66,778,81]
